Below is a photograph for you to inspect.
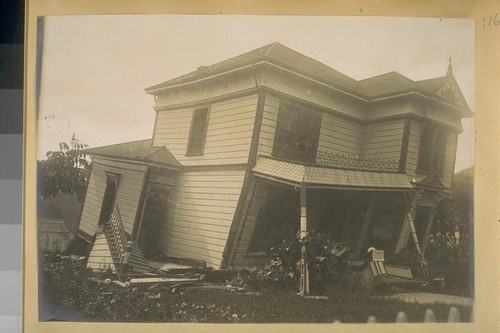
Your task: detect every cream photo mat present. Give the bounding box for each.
[24,1,499,332]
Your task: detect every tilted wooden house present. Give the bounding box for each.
[75,43,473,274]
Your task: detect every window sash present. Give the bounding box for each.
[273,103,321,163]
[186,107,210,155]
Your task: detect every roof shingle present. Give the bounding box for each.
[253,157,412,190]
[85,139,181,168]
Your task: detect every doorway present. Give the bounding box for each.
[137,185,171,257]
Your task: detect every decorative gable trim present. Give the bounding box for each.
[435,77,470,110]
[417,174,445,190]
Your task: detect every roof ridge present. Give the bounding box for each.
[264,42,279,57]
[85,138,152,152]
[359,71,416,86]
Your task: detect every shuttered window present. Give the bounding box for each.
[186,107,210,155]
[273,102,321,163]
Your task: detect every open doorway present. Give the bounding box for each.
[137,185,171,257]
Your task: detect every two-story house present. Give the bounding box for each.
[75,42,472,274]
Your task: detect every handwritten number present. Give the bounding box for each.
[483,13,500,28]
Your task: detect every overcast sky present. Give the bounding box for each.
[37,15,474,171]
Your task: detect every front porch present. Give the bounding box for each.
[227,156,445,292]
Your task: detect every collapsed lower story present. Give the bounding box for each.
[67,148,446,292]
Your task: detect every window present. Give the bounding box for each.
[186,107,210,155]
[98,173,119,225]
[417,124,448,175]
[272,102,321,162]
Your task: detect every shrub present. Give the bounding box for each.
[232,258,298,290]
[238,230,355,293]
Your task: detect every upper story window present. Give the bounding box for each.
[272,102,322,163]
[186,107,210,155]
[417,124,448,175]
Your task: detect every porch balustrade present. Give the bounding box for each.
[107,204,128,263]
[316,150,399,172]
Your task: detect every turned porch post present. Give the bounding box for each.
[298,181,309,295]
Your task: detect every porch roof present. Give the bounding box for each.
[85,139,181,169]
[253,156,413,190]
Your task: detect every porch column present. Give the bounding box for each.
[298,181,309,295]
[353,193,377,258]
[420,206,437,254]
[395,190,422,252]
[421,194,445,253]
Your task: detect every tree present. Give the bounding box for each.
[38,135,92,201]
[428,167,473,265]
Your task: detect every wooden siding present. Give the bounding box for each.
[318,113,362,155]
[153,94,258,166]
[86,232,116,272]
[158,169,246,268]
[360,120,405,159]
[405,120,421,178]
[441,133,458,188]
[38,218,73,254]
[79,158,147,236]
[258,95,279,156]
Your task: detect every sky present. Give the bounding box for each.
[37,15,474,171]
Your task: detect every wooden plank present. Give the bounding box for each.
[175,186,242,195]
[163,228,229,246]
[166,219,231,234]
[211,94,258,108]
[159,239,223,261]
[208,116,256,130]
[264,95,280,106]
[203,145,253,155]
[170,207,236,221]
[320,122,363,138]
[210,105,258,120]
[201,130,254,143]
[318,139,360,151]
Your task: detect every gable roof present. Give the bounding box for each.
[85,139,181,169]
[146,42,361,96]
[145,42,472,115]
[359,71,418,97]
[415,76,449,93]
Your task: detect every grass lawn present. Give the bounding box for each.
[40,256,472,323]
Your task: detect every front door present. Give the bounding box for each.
[137,186,170,257]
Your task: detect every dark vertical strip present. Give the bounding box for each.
[221,92,265,268]
[36,17,45,117]
[399,119,411,173]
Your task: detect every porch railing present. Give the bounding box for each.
[107,204,128,263]
[316,150,399,172]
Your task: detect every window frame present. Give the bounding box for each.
[272,101,322,163]
[98,172,120,225]
[186,106,210,156]
[417,123,448,176]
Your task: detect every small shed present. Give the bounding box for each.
[38,193,83,254]
[38,207,73,254]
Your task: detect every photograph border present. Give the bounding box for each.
[24,1,500,332]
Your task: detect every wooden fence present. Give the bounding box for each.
[333,306,472,323]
